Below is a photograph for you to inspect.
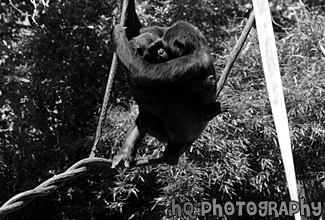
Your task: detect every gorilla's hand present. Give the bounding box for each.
[111,150,134,168]
[112,24,126,46]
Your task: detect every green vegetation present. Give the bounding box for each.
[1,0,325,219]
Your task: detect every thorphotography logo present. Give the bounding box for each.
[170,198,322,218]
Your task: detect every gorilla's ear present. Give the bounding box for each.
[174,39,185,50]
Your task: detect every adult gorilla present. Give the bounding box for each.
[111,21,227,167]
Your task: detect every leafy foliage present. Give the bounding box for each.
[1,0,325,220]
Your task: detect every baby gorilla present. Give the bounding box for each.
[130,27,169,63]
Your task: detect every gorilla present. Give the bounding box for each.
[111,21,227,167]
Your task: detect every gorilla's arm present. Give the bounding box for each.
[140,26,168,37]
[113,24,214,87]
[124,0,141,39]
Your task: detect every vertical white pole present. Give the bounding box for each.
[252,1,301,220]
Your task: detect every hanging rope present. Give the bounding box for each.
[216,10,255,98]
[90,0,138,157]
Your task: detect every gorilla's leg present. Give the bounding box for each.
[162,103,206,165]
[112,112,154,168]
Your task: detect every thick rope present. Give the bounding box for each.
[0,157,165,218]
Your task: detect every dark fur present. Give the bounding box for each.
[112,21,227,167]
[130,27,168,63]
